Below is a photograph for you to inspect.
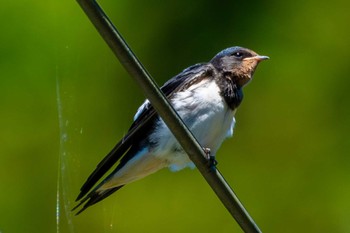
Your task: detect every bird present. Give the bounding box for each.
[73,46,269,214]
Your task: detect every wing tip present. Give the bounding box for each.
[75,192,85,202]
[72,186,124,215]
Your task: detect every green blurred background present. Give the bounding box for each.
[1,0,350,232]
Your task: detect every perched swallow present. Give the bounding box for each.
[73,46,268,214]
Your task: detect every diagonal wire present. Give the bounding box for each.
[75,0,262,232]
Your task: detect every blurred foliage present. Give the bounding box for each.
[1,0,350,232]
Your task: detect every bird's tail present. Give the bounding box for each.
[72,185,124,215]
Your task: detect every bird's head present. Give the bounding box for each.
[210,46,269,87]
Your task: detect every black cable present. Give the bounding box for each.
[75,1,262,232]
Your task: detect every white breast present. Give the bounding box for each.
[149,79,236,171]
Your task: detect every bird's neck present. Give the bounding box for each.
[216,73,243,110]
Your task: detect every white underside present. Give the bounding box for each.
[99,79,236,190]
[149,79,235,171]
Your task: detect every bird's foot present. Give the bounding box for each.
[203,147,217,171]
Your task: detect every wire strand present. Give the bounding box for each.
[75,1,262,232]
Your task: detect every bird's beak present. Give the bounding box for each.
[243,55,270,62]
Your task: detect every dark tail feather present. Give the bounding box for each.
[73,186,124,215]
[76,140,131,202]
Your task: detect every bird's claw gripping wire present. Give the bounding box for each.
[203,147,217,171]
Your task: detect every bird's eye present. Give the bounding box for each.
[232,52,243,58]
